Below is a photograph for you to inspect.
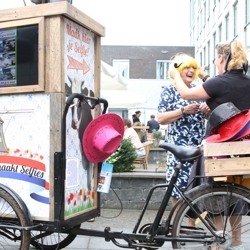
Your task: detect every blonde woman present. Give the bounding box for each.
[157,53,209,212]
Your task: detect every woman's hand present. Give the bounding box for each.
[198,66,207,80]
[199,102,211,119]
[184,103,200,114]
[169,67,181,80]
[199,102,210,113]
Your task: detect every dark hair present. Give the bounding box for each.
[135,111,141,114]
[150,114,155,119]
[132,114,136,118]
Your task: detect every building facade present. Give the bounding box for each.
[190,0,250,76]
[101,46,195,125]
[101,46,195,80]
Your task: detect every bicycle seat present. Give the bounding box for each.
[159,142,203,163]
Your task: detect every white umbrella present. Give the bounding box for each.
[101,61,128,90]
[101,90,147,108]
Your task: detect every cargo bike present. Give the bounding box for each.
[0,93,250,250]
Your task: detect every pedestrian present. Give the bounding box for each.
[157,53,209,215]
[146,114,160,133]
[133,110,141,125]
[132,114,136,122]
[170,39,250,250]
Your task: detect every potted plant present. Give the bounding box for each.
[152,129,163,147]
[106,138,137,172]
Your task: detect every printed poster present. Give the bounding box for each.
[0,27,17,87]
[64,17,96,217]
[97,162,113,193]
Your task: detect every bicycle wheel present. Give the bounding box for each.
[31,224,81,250]
[172,182,250,249]
[0,188,31,250]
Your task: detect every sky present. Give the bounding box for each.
[0,0,190,46]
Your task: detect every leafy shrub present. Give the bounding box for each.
[151,129,164,147]
[106,139,136,172]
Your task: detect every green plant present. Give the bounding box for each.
[151,129,163,147]
[152,129,163,140]
[106,139,136,172]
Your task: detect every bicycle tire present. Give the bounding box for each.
[172,182,250,249]
[31,224,81,250]
[0,188,31,250]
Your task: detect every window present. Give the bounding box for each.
[207,40,211,75]
[156,60,171,80]
[233,1,238,38]
[225,13,230,40]
[108,108,128,119]
[207,0,210,19]
[247,0,250,24]
[213,32,217,75]
[204,2,207,26]
[200,52,202,68]
[218,23,222,42]
[203,46,206,67]
[113,59,129,79]
[245,0,250,49]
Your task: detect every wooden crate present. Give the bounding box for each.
[203,141,250,177]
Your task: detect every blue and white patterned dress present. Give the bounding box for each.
[158,84,205,198]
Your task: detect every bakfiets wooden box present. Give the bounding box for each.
[203,141,250,176]
[0,1,105,227]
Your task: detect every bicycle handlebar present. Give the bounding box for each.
[65,93,108,114]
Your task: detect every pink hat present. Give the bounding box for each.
[83,113,124,163]
[206,110,250,143]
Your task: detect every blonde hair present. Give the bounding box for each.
[216,40,247,71]
[168,53,199,80]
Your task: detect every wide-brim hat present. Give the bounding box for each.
[83,113,124,163]
[206,110,250,143]
[206,102,243,135]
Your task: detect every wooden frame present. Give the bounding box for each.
[203,141,250,176]
[0,17,45,94]
[134,141,153,169]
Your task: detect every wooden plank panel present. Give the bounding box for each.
[49,92,63,220]
[205,157,250,176]
[0,2,105,37]
[203,141,250,157]
[45,16,63,93]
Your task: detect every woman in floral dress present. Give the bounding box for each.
[157,53,210,210]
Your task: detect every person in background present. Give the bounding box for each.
[157,53,209,215]
[133,110,141,124]
[132,114,136,123]
[147,114,160,133]
[123,118,145,157]
[170,40,250,250]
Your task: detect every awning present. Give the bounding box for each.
[101,61,128,90]
[101,90,147,108]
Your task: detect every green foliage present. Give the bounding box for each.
[106,139,136,172]
[151,129,164,148]
[152,129,163,140]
